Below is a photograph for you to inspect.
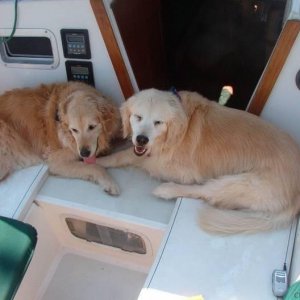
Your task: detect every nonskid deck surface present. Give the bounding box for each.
[38,167,176,225]
[42,253,147,300]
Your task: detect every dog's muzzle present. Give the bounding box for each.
[136,135,149,146]
[80,147,96,164]
[134,135,149,156]
[80,147,91,158]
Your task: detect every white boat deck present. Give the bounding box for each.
[0,164,48,219]
[139,199,300,300]
[1,165,300,300]
[37,167,176,227]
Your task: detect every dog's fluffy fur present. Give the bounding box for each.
[99,89,300,234]
[0,81,120,195]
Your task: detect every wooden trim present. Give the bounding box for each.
[247,20,300,115]
[90,0,134,99]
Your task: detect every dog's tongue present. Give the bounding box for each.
[134,146,147,156]
[83,155,96,164]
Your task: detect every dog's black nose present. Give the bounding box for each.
[80,147,91,157]
[136,135,149,146]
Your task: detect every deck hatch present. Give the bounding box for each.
[0,28,59,69]
[65,218,146,254]
[4,36,53,58]
[1,36,53,65]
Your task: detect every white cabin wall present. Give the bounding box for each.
[15,203,62,300]
[246,1,300,144]
[1,0,300,137]
[260,31,300,145]
[284,0,300,22]
[0,0,125,105]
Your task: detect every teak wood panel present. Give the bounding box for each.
[90,0,134,100]
[248,20,300,115]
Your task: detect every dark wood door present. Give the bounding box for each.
[111,0,169,90]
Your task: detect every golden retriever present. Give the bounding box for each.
[98,89,300,234]
[0,81,120,195]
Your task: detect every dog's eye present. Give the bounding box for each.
[135,115,142,122]
[88,125,96,131]
[71,128,78,133]
[154,120,163,126]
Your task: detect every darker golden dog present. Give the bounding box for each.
[0,81,120,195]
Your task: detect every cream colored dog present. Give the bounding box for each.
[0,82,120,195]
[98,88,300,234]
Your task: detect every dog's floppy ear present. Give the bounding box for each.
[57,95,73,124]
[120,96,134,138]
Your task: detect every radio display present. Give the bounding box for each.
[66,34,85,44]
[71,66,89,75]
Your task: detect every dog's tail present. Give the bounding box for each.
[199,205,298,235]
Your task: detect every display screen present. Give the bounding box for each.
[66,34,84,43]
[61,29,91,59]
[71,66,89,75]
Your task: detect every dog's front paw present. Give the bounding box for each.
[102,180,120,196]
[153,182,180,200]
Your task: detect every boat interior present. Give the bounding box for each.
[1,0,300,299]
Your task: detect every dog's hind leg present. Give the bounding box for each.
[0,120,41,180]
[153,173,284,212]
[153,175,296,234]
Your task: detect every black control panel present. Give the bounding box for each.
[61,29,91,59]
[65,60,95,86]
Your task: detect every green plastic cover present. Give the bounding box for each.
[0,216,37,300]
[284,281,300,300]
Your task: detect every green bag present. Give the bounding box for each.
[284,281,300,300]
[0,216,37,300]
